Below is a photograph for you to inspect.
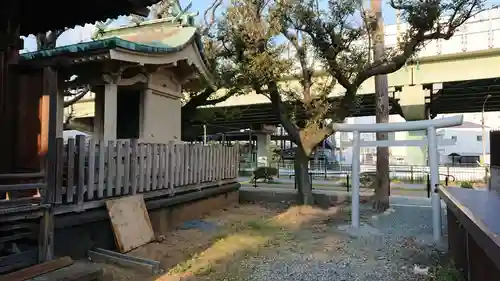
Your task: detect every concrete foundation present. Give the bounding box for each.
[149,190,239,234]
[53,184,240,259]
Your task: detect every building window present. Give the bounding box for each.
[451,136,457,141]
[477,135,482,141]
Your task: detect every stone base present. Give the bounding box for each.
[149,190,239,234]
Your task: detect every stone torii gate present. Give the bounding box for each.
[330,115,464,241]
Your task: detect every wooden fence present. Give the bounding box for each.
[53,135,239,208]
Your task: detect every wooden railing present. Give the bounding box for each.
[0,173,45,208]
[52,136,239,208]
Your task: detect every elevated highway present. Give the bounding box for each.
[69,8,500,139]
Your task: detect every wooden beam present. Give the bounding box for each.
[0,256,73,281]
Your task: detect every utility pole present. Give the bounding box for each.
[371,0,390,211]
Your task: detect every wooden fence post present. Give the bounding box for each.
[87,138,96,200]
[130,140,138,195]
[168,141,174,194]
[54,138,64,204]
[75,135,86,205]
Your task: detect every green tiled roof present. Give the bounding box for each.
[21,23,205,62]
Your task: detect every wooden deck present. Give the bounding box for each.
[438,186,500,281]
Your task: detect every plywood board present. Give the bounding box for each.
[105,195,155,253]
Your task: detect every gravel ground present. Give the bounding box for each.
[236,205,448,281]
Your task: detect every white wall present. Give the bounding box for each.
[141,90,182,143]
[438,127,490,164]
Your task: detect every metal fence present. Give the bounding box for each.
[239,159,488,183]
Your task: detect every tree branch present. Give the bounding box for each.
[64,87,90,107]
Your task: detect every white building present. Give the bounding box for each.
[437,121,491,165]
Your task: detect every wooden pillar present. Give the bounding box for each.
[0,4,21,174]
[39,66,58,262]
[94,86,104,139]
[17,71,43,171]
[103,82,117,141]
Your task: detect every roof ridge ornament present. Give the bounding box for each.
[161,0,199,26]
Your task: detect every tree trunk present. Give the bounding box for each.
[295,148,314,205]
[372,0,390,211]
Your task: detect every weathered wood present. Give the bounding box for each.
[0,173,45,179]
[105,195,155,253]
[106,141,114,197]
[0,256,73,281]
[43,66,58,206]
[173,145,179,187]
[97,140,105,198]
[138,144,145,193]
[151,144,158,190]
[115,141,123,196]
[37,207,54,263]
[130,140,138,195]
[75,135,86,204]
[123,141,131,195]
[51,141,239,207]
[54,138,64,204]
[87,139,96,200]
[66,139,75,203]
[168,141,174,193]
[201,145,206,182]
[195,144,200,186]
[145,144,152,192]
[184,144,189,185]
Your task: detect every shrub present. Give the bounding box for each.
[250,167,278,183]
[460,181,473,189]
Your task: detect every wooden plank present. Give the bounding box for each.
[115,141,123,196]
[0,256,73,281]
[194,144,200,185]
[66,138,75,203]
[145,144,152,192]
[130,140,138,195]
[172,145,178,188]
[26,262,103,281]
[123,141,131,195]
[201,145,206,183]
[54,138,64,204]
[184,144,190,185]
[210,145,215,181]
[138,144,145,193]
[167,141,174,193]
[38,207,54,262]
[97,141,105,198]
[151,144,158,190]
[222,146,227,179]
[176,145,182,187]
[105,195,155,253]
[75,135,86,205]
[106,141,114,197]
[87,139,96,200]
[158,144,165,189]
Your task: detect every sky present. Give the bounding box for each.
[21,0,500,52]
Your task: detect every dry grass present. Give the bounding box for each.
[97,203,350,281]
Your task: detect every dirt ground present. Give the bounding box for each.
[94,202,350,281]
[95,202,446,281]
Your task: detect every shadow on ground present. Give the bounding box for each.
[97,202,449,281]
